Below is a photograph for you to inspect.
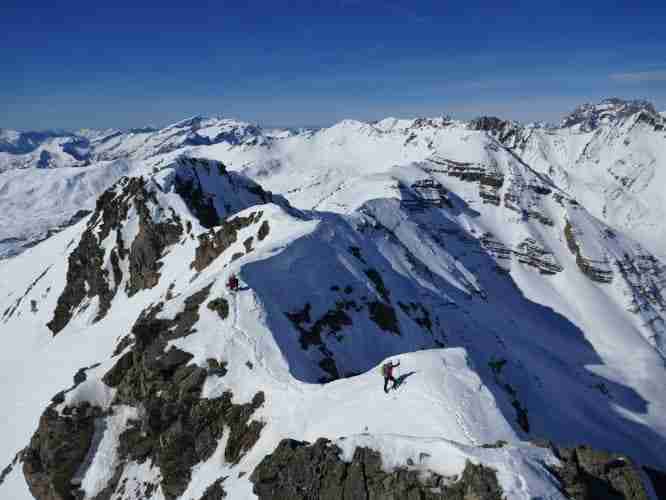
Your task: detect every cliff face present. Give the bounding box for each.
[250,438,663,500]
[251,438,503,500]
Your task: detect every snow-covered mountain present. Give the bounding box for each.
[0,118,279,258]
[1,100,666,499]
[475,98,666,261]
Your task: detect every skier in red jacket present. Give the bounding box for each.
[227,274,239,292]
[382,360,400,393]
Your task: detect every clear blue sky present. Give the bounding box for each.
[2,1,666,130]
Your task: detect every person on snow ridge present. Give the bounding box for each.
[382,360,400,393]
[227,274,239,292]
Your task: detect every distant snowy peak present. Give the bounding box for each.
[0,128,74,155]
[372,116,451,132]
[560,97,661,131]
[73,128,121,142]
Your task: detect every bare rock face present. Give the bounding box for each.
[250,438,503,500]
[561,98,660,132]
[47,176,183,335]
[192,211,262,272]
[25,280,266,500]
[22,403,102,500]
[125,183,183,296]
[564,220,614,284]
[252,439,666,500]
[547,444,656,500]
[468,116,525,147]
[99,289,264,500]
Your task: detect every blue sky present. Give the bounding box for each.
[2,1,666,130]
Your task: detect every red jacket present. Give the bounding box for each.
[383,362,399,377]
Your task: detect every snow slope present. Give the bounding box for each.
[0,159,136,258]
[4,98,666,263]
[0,149,665,498]
[1,99,666,498]
[498,99,666,260]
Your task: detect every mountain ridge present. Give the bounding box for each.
[1,98,666,499]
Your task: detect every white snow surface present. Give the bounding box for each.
[1,101,666,498]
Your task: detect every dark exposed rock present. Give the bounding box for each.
[93,284,264,500]
[206,358,228,376]
[23,403,102,500]
[401,179,452,211]
[47,227,112,335]
[481,440,508,449]
[561,98,658,132]
[192,212,260,272]
[126,198,183,297]
[398,301,432,333]
[348,246,365,262]
[470,116,510,134]
[199,477,228,499]
[511,399,530,433]
[515,238,563,275]
[318,357,341,381]
[250,438,503,500]
[564,220,614,284]
[115,390,265,500]
[243,236,255,253]
[207,297,230,320]
[479,233,563,276]
[257,220,270,241]
[367,301,400,336]
[0,452,20,487]
[174,168,221,228]
[47,176,183,335]
[286,302,353,350]
[547,444,657,500]
[112,334,134,357]
[425,156,505,208]
[364,268,389,302]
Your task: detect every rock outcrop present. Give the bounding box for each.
[23,403,102,500]
[251,439,665,500]
[547,444,658,500]
[47,176,184,335]
[250,438,503,500]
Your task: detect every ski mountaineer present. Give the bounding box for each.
[382,360,400,393]
[227,274,239,292]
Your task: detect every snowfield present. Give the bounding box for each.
[1,99,665,499]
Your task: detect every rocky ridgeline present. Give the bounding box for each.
[468,99,664,142]
[250,438,665,500]
[44,156,276,336]
[468,116,529,149]
[251,438,503,500]
[46,175,185,335]
[23,284,266,500]
[560,98,661,132]
[12,159,292,500]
